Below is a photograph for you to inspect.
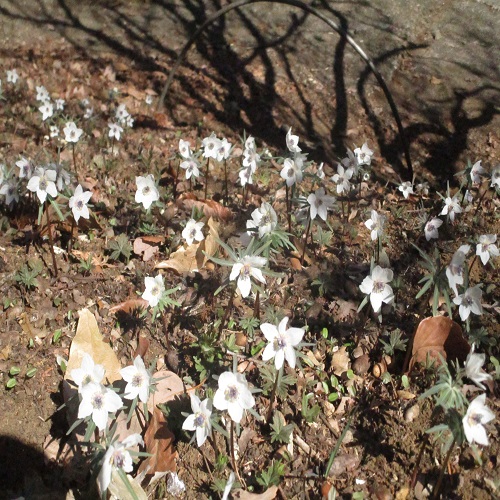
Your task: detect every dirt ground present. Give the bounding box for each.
[0,0,498,499]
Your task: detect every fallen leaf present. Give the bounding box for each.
[177,193,233,221]
[148,369,185,412]
[409,316,470,371]
[133,237,160,262]
[109,298,148,315]
[233,487,278,499]
[108,469,147,500]
[331,299,357,322]
[65,308,122,385]
[156,217,219,274]
[137,407,178,483]
[330,346,350,376]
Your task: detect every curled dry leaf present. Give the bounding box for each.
[409,316,470,371]
[137,407,177,484]
[133,236,162,262]
[177,192,233,221]
[65,308,122,385]
[109,298,148,315]
[330,346,350,376]
[156,217,219,274]
[232,486,278,500]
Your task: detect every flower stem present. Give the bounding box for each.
[467,254,478,284]
[266,365,283,423]
[72,143,78,178]
[431,436,457,500]
[230,420,245,488]
[300,216,312,266]
[224,159,228,205]
[253,291,260,320]
[219,284,236,336]
[174,160,180,198]
[68,217,75,253]
[285,184,291,233]
[45,201,58,278]
[204,158,210,199]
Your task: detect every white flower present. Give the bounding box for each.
[470,160,485,184]
[365,210,386,241]
[359,265,394,313]
[229,255,267,298]
[216,138,232,161]
[16,157,32,179]
[286,127,301,153]
[0,181,19,206]
[78,382,123,431]
[135,174,159,209]
[120,356,152,403]
[354,142,373,166]
[292,150,308,171]
[239,165,254,187]
[142,274,165,308]
[6,69,19,84]
[491,165,500,189]
[145,94,153,106]
[463,394,495,446]
[83,107,93,119]
[307,187,335,221]
[245,136,256,151]
[440,195,462,222]
[27,167,58,204]
[178,138,192,159]
[180,157,200,179]
[464,189,474,204]
[261,316,304,369]
[125,115,134,128]
[36,85,50,102]
[398,181,414,199]
[69,184,92,224]
[70,353,105,393]
[222,472,235,500]
[39,101,54,121]
[108,122,123,141]
[341,149,360,176]
[182,219,205,245]
[55,98,65,111]
[49,125,59,138]
[246,202,278,238]
[331,164,353,195]
[213,371,255,424]
[280,158,302,187]
[453,285,483,322]
[115,103,130,123]
[465,348,492,390]
[63,121,83,143]
[242,146,261,172]
[476,234,498,266]
[167,472,186,496]
[446,245,470,296]
[98,433,144,493]
[182,395,212,447]
[202,132,222,159]
[424,217,443,241]
[416,182,430,196]
[316,162,325,180]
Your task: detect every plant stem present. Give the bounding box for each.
[431,436,457,500]
[410,433,429,490]
[174,160,180,198]
[253,291,260,320]
[224,159,228,205]
[72,143,78,178]
[45,201,58,278]
[204,158,210,199]
[300,216,312,266]
[68,217,75,253]
[219,284,236,336]
[286,184,291,233]
[467,254,478,284]
[266,365,283,423]
[230,420,245,488]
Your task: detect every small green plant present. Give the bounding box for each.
[380,329,408,356]
[239,315,260,339]
[78,253,93,275]
[256,460,285,488]
[270,411,294,444]
[108,234,132,263]
[301,392,321,423]
[14,259,43,291]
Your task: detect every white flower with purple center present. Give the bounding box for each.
[440,195,462,222]
[354,142,373,166]
[120,356,152,404]
[63,121,83,143]
[476,234,498,266]
[178,138,192,159]
[261,316,305,370]
[135,174,159,209]
[280,158,302,187]
[446,245,470,296]
[182,394,212,447]
[331,163,353,195]
[246,201,278,238]
[39,101,54,121]
[108,122,123,141]
[462,394,495,446]
[359,265,394,314]
[470,160,485,184]
[70,353,105,393]
[182,219,205,246]
[286,127,301,153]
[27,167,58,204]
[307,187,335,221]
[69,184,92,224]
[453,284,483,322]
[180,157,200,180]
[142,274,165,308]
[491,165,500,189]
[424,217,443,241]
[398,181,414,199]
[213,371,255,424]
[465,348,492,390]
[229,255,267,298]
[365,210,386,241]
[78,382,123,431]
[7,69,19,84]
[202,132,222,160]
[216,138,232,162]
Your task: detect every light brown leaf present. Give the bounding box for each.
[177,193,233,221]
[330,346,350,376]
[148,370,185,413]
[109,298,148,315]
[233,486,278,499]
[65,308,122,385]
[156,217,219,274]
[133,237,160,262]
[108,469,147,500]
[137,408,177,483]
[409,316,470,371]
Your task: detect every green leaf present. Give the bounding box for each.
[9,366,20,376]
[26,367,37,378]
[6,378,17,389]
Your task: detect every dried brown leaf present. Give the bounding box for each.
[148,369,185,413]
[177,193,233,221]
[109,298,148,315]
[65,308,122,385]
[409,316,470,371]
[156,217,219,274]
[137,407,177,482]
[330,346,350,376]
[233,487,278,499]
[133,237,160,262]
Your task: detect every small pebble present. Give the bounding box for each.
[405,404,420,423]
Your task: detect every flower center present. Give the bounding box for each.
[76,200,84,210]
[372,280,385,293]
[194,412,207,427]
[142,186,151,195]
[151,285,160,297]
[132,374,143,387]
[287,168,294,178]
[91,392,104,410]
[39,179,48,191]
[225,385,239,402]
[112,450,126,469]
